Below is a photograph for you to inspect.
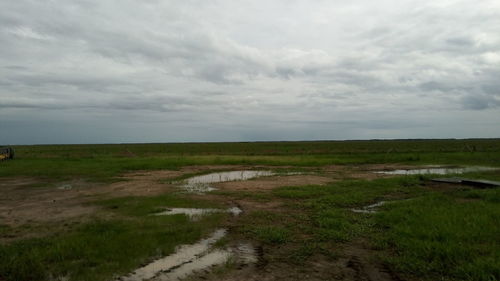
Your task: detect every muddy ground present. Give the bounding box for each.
[1,164,413,280]
[0,164,401,227]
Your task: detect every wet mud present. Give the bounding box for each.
[5,164,486,280]
[117,229,257,281]
[0,166,243,227]
[341,241,401,281]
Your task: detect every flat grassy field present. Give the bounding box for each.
[1,139,499,281]
[3,139,500,182]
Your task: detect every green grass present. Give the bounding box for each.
[2,152,499,183]
[274,177,424,206]
[240,211,292,245]
[0,155,329,182]
[0,194,225,281]
[97,193,222,217]
[234,175,500,280]
[460,170,500,182]
[375,190,500,281]
[11,139,500,157]
[2,139,499,182]
[248,226,291,244]
[232,177,425,264]
[2,140,500,281]
[272,177,425,242]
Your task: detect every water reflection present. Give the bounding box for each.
[375,166,498,175]
[181,170,275,193]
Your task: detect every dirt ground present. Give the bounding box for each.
[214,174,333,191]
[0,164,406,280]
[0,165,239,226]
[1,164,386,227]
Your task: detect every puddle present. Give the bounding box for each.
[431,178,500,188]
[227,206,243,216]
[180,170,275,193]
[118,229,227,281]
[154,249,231,281]
[351,201,386,214]
[153,207,242,220]
[374,166,498,175]
[57,184,73,190]
[117,229,257,281]
[351,198,415,214]
[231,242,258,264]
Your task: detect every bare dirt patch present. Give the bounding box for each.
[190,245,402,281]
[235,200,284,213]
[338,240,402,281]
[0,177,99,227]
[0,165,311,228]
[0,165,242,227]
[214,175,333,191]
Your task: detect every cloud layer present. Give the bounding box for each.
[1,0,499,144]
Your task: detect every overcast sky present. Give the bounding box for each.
[1,0,499,144]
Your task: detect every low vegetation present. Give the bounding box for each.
[232,176,500,280]
[0,194,224,281]
[375,189,500,281]
[1,139,499,281]
[2,139,500,182]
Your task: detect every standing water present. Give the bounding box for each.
[153,207,243,220]
[374,166,498,175]
[117,229,257,281]
[351,201,387,214]
[180,170,275,193]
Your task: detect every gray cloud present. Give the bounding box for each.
[1,0,500,144]
[461,94,500,110]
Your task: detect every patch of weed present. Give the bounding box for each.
[248,226,290,244]
[374,192,500,281]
